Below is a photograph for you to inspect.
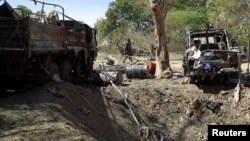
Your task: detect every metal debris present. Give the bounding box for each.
[199,97,223,112]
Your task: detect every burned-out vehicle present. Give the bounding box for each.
[0,0,97,89]
[182,29,241,84]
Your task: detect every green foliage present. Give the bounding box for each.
[165,7,209,52]
[229,27,248,46]
[95,0,154,50]
[96,0,250,53]
[172,0,207,10]
[207,0,250,29]
[14,5,32,17]
[95,18,109,43]
[103,0,153,34]
[166,8,208,31]
[206,0,250,46]
[109,0,152,31]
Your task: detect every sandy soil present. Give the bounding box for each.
[0,52,249,141]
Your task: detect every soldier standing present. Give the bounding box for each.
[122,38,133,63]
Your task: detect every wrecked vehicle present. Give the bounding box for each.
[230,46,248,63]
[0,0,97,89]
[182,29,241,84]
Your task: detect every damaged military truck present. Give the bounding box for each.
[0,0,97,89]
[182,29,241,84]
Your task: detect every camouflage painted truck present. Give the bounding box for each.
[0,0,97,89]
[182,29,241,84]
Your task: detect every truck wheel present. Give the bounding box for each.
[29,65,50,85]
[189,75,200,84]
[60,61,72,82]
[48,61,61,82]
[183,67,187,76]
[228,71,239,84]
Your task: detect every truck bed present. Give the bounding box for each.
[0,18,27,54]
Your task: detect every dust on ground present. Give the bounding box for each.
[0,52,250,141]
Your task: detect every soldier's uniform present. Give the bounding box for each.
[122,39,133,63]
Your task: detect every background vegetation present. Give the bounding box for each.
[15,5,31,17]
[95,0,250,54]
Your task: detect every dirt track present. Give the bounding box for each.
[0,52,250,141]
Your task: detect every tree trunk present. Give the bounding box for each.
[150,0,172,77]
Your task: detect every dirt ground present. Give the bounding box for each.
[0,52,250,141]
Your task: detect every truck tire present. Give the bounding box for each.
[183,66,187,76]
[48,61,61,82]
[60,61,72,82]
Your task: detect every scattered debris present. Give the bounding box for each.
[126,65,151,79]
[104,55,115,65]
[144,60,156,75]
[51,73,62,82]
[186,99,202,117]
[199,97,223,112]
[48,85,66,97]
[160,69,174,79]
[139,126,174,141]
[78,106,91,116]
[181,76,190,84]
[99,71,123,86]
[107,75,174,141]
[219,90,231,95]
[172,72,183,79]
[179,114,192,125]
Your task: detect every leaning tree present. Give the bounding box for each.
[150,0,172,78]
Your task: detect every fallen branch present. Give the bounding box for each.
[233,81,241,107]
[233,54,242,107]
